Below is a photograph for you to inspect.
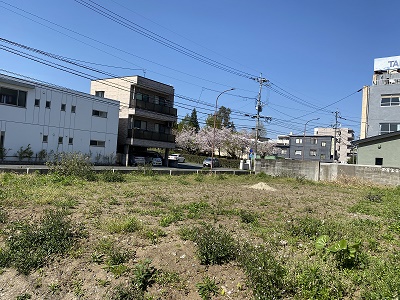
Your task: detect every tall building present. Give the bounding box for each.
[90,76,177,166]
[360,55,400,139]
[0,73,119,163]
[314,127,354,163]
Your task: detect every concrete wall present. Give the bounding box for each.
[257,159,400,186]
[257,159,320,181]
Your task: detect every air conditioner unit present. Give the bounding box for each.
[389,79,396,84]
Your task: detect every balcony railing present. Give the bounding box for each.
[127,128,175,143]
[130,99,177,116]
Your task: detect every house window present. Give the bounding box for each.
[375,157,383,165]
[35,99,40,107]
[95,91,105,97]
[320,154,326,160]
[295,150,302,156]
[68,137,73,145]
[380,123,400,134]
[0,87,27,108]
[61,103,66,111]
[311,138,318,144]
[321,141,326,147]
[90,140,105,147]
[381,95,400,106]
[58,137,63,144]
[92,110,108,118]
[45,101,51,108]
[43,135,48,143]
[310,149,317,156]
[295,138,302,144]
[71,105,76,113]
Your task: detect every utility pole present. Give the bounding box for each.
[253,74,268,168]
[333,111,340,162]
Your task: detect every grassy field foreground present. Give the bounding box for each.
[0,170,399,299]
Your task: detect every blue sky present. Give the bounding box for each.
[1,0,399,139]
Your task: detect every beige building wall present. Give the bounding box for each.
[360,85,369,139]
[314,127,354,163]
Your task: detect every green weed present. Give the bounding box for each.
[196,276,218,300]
[1,209,82,274]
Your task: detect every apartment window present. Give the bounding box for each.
[45,101,51,108]
[58,137,63,144]
[0,87,27,108]
[310,149,317,156]
[71,105,76,113]
[61,103,66,111]
[311,138,318,144]
[281,149,287,155]
[43,135,48,143]
[159,96,166,106]
[133,120,147,130]
[135,92,149,102]
[95,91,105,97]
[90,140,105,147]
[375,158,383,165]
[295,138,302,144]
[34,99,40,107]
[295,150,302,156]
[321,141,327,147]
[320,154,326,160]
[381,95,400,106]
[68,137,73,145]
[92,109,108,118]
[380,123,400,134]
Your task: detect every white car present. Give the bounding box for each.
[168,153,185,163]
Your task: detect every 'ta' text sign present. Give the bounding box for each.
[374,56,400,71]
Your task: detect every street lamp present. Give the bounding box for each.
[211,88,235,171]
[302,117,320,161]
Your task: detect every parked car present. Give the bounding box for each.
[130,151,163,166]
[146,151,163,166]
[129,155,146,166]
[168,153,185,163]
[202,157,220,168]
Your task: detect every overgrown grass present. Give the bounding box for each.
[0,209,83,274]
[0,168,399,299]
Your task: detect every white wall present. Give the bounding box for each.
[0,75,120,163]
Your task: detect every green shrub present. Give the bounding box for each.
[99,169,125,182]
[132,259,156,291]
[46,152,94,180]
[315,235,367,269]
[1,210,82,274]
[110,283,144,300]
[238,209,258,224]
[296,264,346,299]
[196,276,219,300]
[287,216,324,239]
[195,224,236,265]
[361,255,400,299]
[16,144,34,161]
[237,243,286,299]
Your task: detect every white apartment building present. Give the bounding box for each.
[314,127,354,163]
[0,74,119,163]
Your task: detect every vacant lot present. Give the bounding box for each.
[0,171,399,299]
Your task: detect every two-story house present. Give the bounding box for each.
[0,73,119,163]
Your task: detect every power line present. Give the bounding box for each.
[74,0,257,79]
